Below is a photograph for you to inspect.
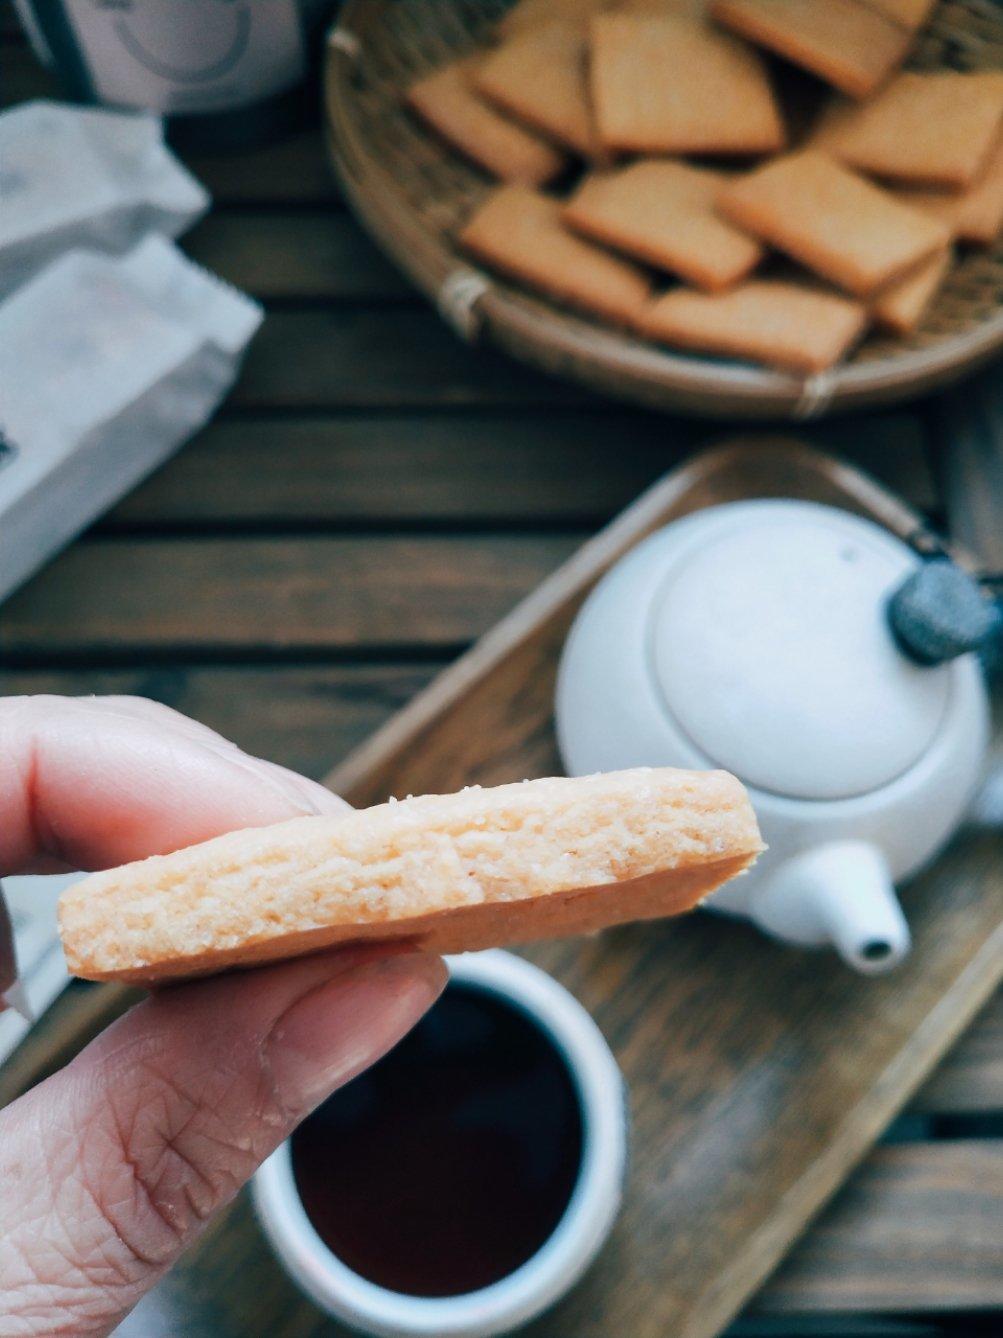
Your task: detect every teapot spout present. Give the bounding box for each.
[753,840,911,975]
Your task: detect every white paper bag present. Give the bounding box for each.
[0,236,261,602]
[0,100,209,296]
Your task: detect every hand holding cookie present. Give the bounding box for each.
[0,697,446,1338]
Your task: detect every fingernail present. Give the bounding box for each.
[264,953,447,1114]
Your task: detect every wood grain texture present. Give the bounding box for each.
[185,211,411,301]
[108,412,694,526]
[104,412,938,528]
[915,989,1003,1115]
[325,441,1003,1338]
[187,131,340,206]
[0,39,57,107]
[230,309,589,409]
[0,535,579,657]
[1,7,26,37]
[935,367,1003,570]
[763,1143,1003,1312]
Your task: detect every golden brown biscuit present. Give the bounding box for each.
[717,151,951,296]
[862,0,935,29]
[616,0,707,11]
[642,279,868,372]
[500,0,704,24]
[459,183,653,325]
[872,247,953,334]
[59,768,763,983]
[474,20,598,157]
[591,12,785,155]
[890,184,962,233]
[895,135,1003,244]
[564,160,764,290]
[406,60,568,186]
[952,134,1003,244]
[497,0,613,37]
[710,0,911,100]
[813,72,1003,189]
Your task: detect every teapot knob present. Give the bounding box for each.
[888,559,1000,667]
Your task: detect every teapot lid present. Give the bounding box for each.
[649,508,951,800]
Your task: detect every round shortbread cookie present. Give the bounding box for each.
[59,768,762,983]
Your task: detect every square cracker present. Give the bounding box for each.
[459,184,653,326]
[872,247,953,334]
[497,0,613,38]
[642,279,868,373]
[616,0,707,11]
[406,61,568,186]
[813,72,1003,190]
[710,0,911,100]
[590,12,785,155]
[564,160,763,290]
[891,184,962,235]
[952,134,1003,244]
[897,135,1003,243]
[863,0,936,29]
[474,20,598,157]
[717,150,951,296]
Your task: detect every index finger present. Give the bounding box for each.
[0,695,347,876]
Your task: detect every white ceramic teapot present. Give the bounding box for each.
[556,499,993,974]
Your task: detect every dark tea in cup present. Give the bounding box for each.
[291,980,584,1297]
[253,950,626,1337]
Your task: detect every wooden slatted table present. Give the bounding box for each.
[1,22,1000,1338]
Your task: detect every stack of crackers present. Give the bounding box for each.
[404,0,1003,376]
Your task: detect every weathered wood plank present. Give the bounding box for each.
[814,413,938,513]
[187,130,340,207]
[760,1142,1003,1312]
[0,535,580,657]
[231,309,589,409]
[914,989,1003,1115]
[226,307,945,444]
[109,413,695,526]
[1,9,25,38]
[1,39,56,105]
[184,211,408,300]
[106,415,937,528]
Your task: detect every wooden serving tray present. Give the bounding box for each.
[327,439,1003,1338]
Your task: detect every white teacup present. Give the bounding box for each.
[253,950,627,1337]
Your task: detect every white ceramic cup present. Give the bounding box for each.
[252,949,628,1338]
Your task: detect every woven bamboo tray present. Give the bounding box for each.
[324,0,1003,420]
